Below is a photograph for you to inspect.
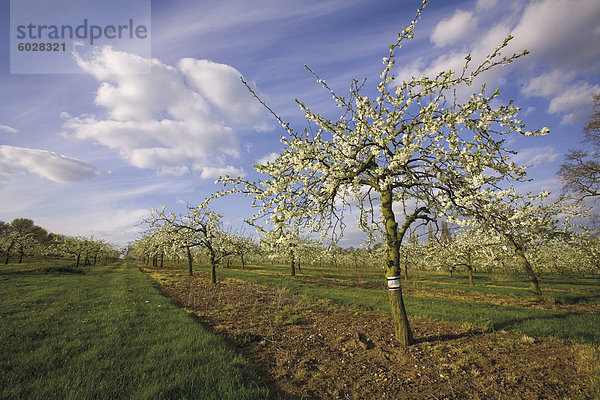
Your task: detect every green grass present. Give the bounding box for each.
[179,262,600,346]
[229,262,600,304]
[0,260,270,400]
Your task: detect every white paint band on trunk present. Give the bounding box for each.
[387,276,402,289]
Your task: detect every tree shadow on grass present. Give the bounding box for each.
[414,329,486,345]
[490,311,600,346]
[413,309,599,346]
[0,267,84,276]
[553,293,600,304]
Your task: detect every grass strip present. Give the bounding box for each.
[191,265,600,346]
[0,260,270,400]
[239,263,600,302]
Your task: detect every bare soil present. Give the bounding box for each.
[141,265,597,399]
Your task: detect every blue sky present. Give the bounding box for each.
[0,0,599,247]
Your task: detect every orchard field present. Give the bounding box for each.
[3,1,600,399]
[181,260,600,345]
[139,258,600,399]
[2,255,598,399]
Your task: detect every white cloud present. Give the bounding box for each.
[522,70,599,124]
[155,1,349,50]
[63,47,269,177]
[179,58,272,131]
[430,10,477,47]
[397,0,600,125]
[509,0,600,124]
[548,82,599,115]
[397,20,511,87]
[0,124,18,134]
[256,152,279,165]
[0,145,103,183]
[521,70,575,98]
[512,146,559,167]
[196,165,245,180]
[507,0,600,70]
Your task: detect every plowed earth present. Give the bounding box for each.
[140,265,597,400]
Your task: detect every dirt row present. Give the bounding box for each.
[141,265,597,400]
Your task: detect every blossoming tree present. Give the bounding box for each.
[217,1,549,346]
[452,191,586,300]
[147,205,234,283]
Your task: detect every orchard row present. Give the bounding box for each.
[0,218,120,266]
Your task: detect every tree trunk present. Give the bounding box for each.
[467,265,474,286]
[211,253,217,284]
[76,254,81,268]
[18,251,24,263]
[290,250,296,277]
[241,253,245,270]
[381,189,413,347]
[5,242,14,264]
[160,252,164,268]
[512,241,543,301]
[187,247,193,276]
[402,258,409,281]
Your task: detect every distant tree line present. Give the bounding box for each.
[0,218,120,266]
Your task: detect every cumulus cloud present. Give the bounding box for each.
[396,21,511,86]
[0,124,18,134]
[63,47,269,177]
[507,0,600,70]
[504,0,600,124]
[0,145,104,183]
[522,70,575,98]
[397,0,600,125]
[522,70,599,124]
[430,10,477,47]
[179,58,272,131]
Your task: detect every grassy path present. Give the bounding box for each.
[0,260,270,400]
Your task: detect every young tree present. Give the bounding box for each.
[56,236,86,267]
[444,228,498,286]
[1,219,49,264]
[227,234,256,269]
[576,233,600,275]
[453,191,585,300]
[216,2,548,346]
[0,221,17,264]
[260,228,301,276]
[147,205,234,283]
